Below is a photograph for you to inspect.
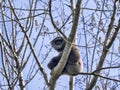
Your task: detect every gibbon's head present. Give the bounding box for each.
[51,37,66,52]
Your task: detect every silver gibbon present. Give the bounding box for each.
[48,37,83,76]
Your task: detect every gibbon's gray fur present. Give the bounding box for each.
[48,37,83,76]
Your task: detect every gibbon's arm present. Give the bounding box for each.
[47,54,61,70]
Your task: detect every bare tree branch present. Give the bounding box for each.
[86,0,119,89]
[49,0,67,39]
[8,0,49,87]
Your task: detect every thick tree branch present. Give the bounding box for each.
[49,0,82,90]
[104,0,118,46]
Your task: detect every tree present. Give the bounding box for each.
[0,0,120,90]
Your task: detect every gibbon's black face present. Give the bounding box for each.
[54,39,63,46]
[51,37,66,52]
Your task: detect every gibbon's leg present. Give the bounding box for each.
[64,46,83,76]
